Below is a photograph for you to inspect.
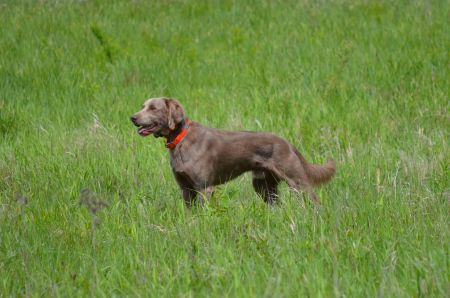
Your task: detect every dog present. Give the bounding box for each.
[131,97,335,206]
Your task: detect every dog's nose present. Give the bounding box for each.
[130,116,137,124]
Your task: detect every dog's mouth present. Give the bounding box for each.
[137,123,158,137]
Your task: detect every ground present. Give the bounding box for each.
[0,0,448,296]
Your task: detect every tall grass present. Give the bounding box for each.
[0,0,448,296]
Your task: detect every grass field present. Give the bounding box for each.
[0,0,449,296]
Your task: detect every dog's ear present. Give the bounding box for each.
[166,98,185,130]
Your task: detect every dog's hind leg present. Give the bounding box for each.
[268,160,321,204]
[287,180,320,204]
[252,171,279,204]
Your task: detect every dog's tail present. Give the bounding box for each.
[295,150,336,186]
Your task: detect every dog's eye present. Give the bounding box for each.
[148,105,156,111]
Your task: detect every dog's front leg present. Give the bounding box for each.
[181,187,198,207]
[198,186,215,205]
[173,171,198,207]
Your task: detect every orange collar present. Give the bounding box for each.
[166,119,190,150]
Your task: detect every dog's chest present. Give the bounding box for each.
[169,147,193,172]
[169,151,184,171]
[169,146,207,180]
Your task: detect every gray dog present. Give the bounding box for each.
[131,97,335,206]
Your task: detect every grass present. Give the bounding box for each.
[0,0,449,296]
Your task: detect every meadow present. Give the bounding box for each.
[0,0,448,296]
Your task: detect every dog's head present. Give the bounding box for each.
[130,97,185,138]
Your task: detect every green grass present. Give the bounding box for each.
[0,0,449,296]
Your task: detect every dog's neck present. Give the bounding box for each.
[165,119,190,149]
[167,119,186,140]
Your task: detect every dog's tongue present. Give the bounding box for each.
[138,127,153,137]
